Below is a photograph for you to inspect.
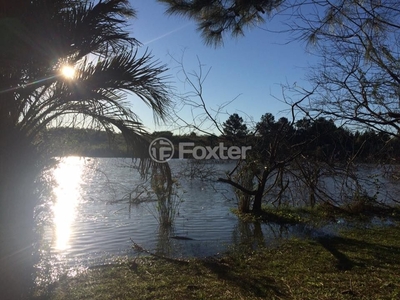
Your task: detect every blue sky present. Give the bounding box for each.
[128,1,317,133]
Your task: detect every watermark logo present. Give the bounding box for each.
[149,137,251,163]
[149,137,175,163]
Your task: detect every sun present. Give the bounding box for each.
[61,65,75,79]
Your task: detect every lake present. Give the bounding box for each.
[33,157,400,287]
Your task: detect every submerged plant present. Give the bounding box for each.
[232,163,255,213]
[151,164,182,227]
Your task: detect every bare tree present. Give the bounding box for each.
[219,118,304,213]
[290,0,400,135]
[159,0,400,136]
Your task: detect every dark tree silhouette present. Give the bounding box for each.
[157,0,282,46]
[222,113,248,138]
[255,113,275,137]
[0,1,171,298]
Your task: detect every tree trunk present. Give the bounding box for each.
[252,189,263,213]
[0,131,42,299]
[252,169,269,213]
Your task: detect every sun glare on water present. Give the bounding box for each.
[52,156,84,250]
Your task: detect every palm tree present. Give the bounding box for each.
[0,1,171,297]
[0,0,171,193]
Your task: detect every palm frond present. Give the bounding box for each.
[1,0,173,179]
[69,49,171,120]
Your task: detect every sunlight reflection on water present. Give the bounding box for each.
[34,158,400,289]
[52,157,84,250]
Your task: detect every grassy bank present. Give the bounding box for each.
[34,224,400,300]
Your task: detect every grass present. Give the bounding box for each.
[34,224,400,300]
[252,202,400,226]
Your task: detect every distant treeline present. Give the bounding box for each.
[43,118,400,163]
[42,127,128,157]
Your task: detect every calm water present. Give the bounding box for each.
[34,157,263,286]
[33,157,400,286]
